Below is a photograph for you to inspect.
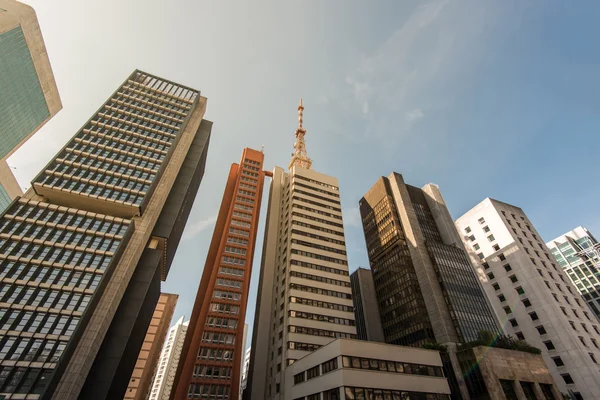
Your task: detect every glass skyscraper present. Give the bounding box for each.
[0,0,62,211]
[0,70,211,399]
[547,227,600,317]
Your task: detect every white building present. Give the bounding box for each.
[148,317,189,400]
[286,339,450,400]
[240,346,251,395]
[547,227,600,318]
[455,199,600,400]
[247,101,356,400]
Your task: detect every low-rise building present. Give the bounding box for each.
[285,338,451,400]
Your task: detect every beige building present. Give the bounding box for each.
[247,101,356,400]
[286,338,450,400]
[124,293,178,400]
[0,0,62,210]
[148,316,189,400]
[456,199,600,400]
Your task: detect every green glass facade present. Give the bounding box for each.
[0,185,10,213]
[0,25,50,160]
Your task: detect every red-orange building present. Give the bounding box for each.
[173,148,268,400]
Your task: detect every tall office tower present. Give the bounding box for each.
[124,292,178,400]
[247,101,356,400]
[172,148,266,400]
[149,317,189,400]
[350,267,385,342]
[456,200,600,400]
[359,174,499,348]
[0,70,211,399]
[0,0,62,211]
[547,227,600,318]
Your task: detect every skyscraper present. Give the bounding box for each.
[247,101,356,400]
[359,174,499,348]
[0,0,62,211]
[172,148,266,400]
[124,293,178,400]
[456,199,600,400]
[547,227,600,318]
[149,317,189,400]
[350,267,385,342]
[0,70,211,399]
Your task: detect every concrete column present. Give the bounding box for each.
[445,344,471,400]
[513,380,527,400]
[533,383,546,400]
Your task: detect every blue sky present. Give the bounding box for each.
[12,0,600,347]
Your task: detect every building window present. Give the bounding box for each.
[469,235,476,242]
[478,253,484,260]
[504,264,512,272]
[493,244,500,251]
[493,283,500,291]
[488,235,495,242]
[483,226,490,233]
[522,299,532,308]
[544,341,555,350]
[561,374,574,385]
[552,356,564,367]
[483,262,490,270]
[509,275,518,283]
[498,294,506,302]
[579,337,587,347]
[465,227,472,233]
[503,306,512,315]
[499,254,506,261]
[474,243,480,251]
[515,287,525,295]
[590,353,598,364]
[478,217,485,224]
[321,358,338,374]
[500,380,517,399]
[528,312,538,321]
[516,332,525,340]
[487,272,495,280]
[536,326,547,335]
[509,318,518,327]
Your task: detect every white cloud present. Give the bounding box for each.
[182,215,218,240]
[406,108,424,121]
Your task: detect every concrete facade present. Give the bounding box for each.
[148,317,189,400]
[456,199,600,400]
[458,346,561,400]
[0,0,62,211]
[124,292,178,400]
[286,338,450,400]
[546,227,600,318]
[248,105,356,400]
[349,268,385,342]
[0,70,211,399]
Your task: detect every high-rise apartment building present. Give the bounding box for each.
[0,70,211,399]
[247,101,356,400]
[124,293,178,400]
[0,0,62,211]
[149,317,189,400]
[456,199,600,400]
[240,346,250,396]
[350,267,384,342]
[359,174,499,348]
[547,227,600,318]
[172,148,266,400]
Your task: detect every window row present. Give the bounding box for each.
[290,270,350,288]
[38,175,147,205]
[292,212,344,229]
[230,219,250,228]
[289,310,354,326]
[0,337,67,364]
[289,325,356,339]
[291,229,345,246]
[289,283,351,299]
[209,302,239,315]
[291,249,348,266]
[293,189,341,210]
[193,364,232,380]
[213,290,241,302]
[197,347,234,362]
[293,202,342,221]
[1,262,103,289]
[221,256,245,266]
[64,144,162,172]
[226,236,248,246]
[292,239,346,256]
[0,286,93,312]
[292,220,344,237]
[228,227,249,237]
[343,387,448,400]
[0,310,80,337]
[289,296,353,313]
[293,174,338,191]
[290,259,349,276]
[201,332,236,345]
[218,267,244,278]
[294,358,338,384]
[292,181,339,198]
[342,356,443,377]
[216,278,242,289]
[205,317,238,330]
[187,383,230,399]
[224,246,246,256]
[0,366,54,396]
